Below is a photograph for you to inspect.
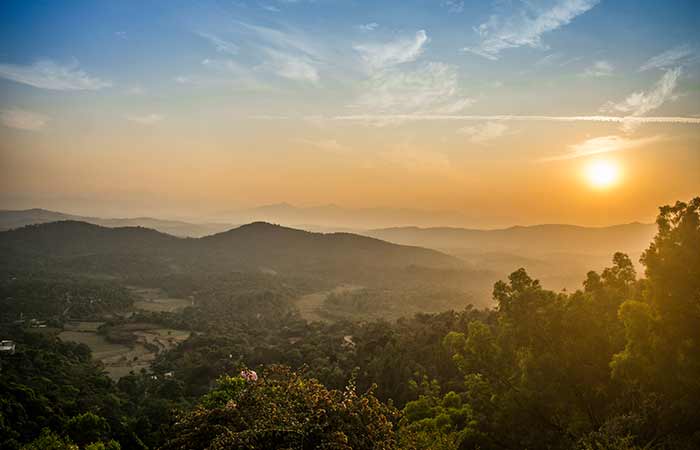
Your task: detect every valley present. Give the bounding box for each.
[55,286,193,379]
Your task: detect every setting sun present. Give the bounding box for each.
[585,160,620,189]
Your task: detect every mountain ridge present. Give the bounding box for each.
[0,208,233,237]
[365,222,656,257]
[0,220,461,279]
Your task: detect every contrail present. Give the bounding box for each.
[332,114,700,124]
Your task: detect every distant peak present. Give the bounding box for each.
[240,221,279,228]
[232,221,295,233]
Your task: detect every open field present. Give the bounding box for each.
[58,322,189,379]
[58,330,131,361]
[294,284,362,323]
[129,287,192,312]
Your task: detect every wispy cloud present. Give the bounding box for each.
[582,60,614,77]
[358,22,379,32]
[542,134,662,161]
[0,108,49,131]
[174,75,194,84]
[442,1,465,13]
[351,62,474,119]
[464,0,600,60]
[639,44,694,72]
[602,67,681,117]
[349,30,472,121]
[260,4,281,13]
[233,21,326,83]
[126,114,164,125]
[200,59,273,90]
[262,48,319,82]
[238,21,322,60]
[0,60,111,91]
[534,52,582,68]
[354,30,428,71]
[458,122,509,143]
[197,32,239,55]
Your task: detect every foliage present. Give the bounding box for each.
[400,197,700,449]
[1,197,698,449]
[0,276,134,322]
[161,366,398,450]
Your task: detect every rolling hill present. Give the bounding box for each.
[0,220,462,279]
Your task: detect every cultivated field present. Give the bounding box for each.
[59,322,189,379]
[129,287,192,312]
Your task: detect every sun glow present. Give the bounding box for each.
[584,160,620,189]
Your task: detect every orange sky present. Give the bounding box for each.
[1,1,699,227]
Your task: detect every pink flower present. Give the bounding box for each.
[240,369,258,381]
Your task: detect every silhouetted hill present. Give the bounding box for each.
[200,221,458,270]
[0,208,232,237]
[0,220,180,256]
[0,220,461,280]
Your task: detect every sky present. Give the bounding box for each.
[0,0,699,227]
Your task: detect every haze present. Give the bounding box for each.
[1,1,699,227]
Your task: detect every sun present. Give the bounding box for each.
[584,160,621,189]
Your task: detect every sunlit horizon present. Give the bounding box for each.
[1,0,699,227]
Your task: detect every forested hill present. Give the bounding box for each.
[0,220,461,277]
[200,221,460,269]
[366,222,656,256]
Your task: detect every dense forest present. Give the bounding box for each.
[0,198,698,449]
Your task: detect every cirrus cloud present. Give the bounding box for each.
[639,44,694,72]
[458,122,510,143]
[464,0,600,60]
[354,30,428,71]
[582,60,614,77]
[542,134,662,161]
[0,60,111,91]
[351,62,475,121]
[601,67,681,119]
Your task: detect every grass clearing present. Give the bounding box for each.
[59,323,189,380]
[295,284,362,323]
[129,286,192,312]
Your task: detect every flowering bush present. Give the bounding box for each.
[240,369,258,382]
[161,366,398,450]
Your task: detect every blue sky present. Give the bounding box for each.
[1,0,699,118]
[0,1,699,224]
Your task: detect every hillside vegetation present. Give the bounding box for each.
[0,198,698,450]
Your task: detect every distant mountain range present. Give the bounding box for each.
[0,209,662,294]
[0,208,233,238]
[214,203,480,229]
[364,223,658,291]
[1,208,656,254]
[364,223,656,257]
